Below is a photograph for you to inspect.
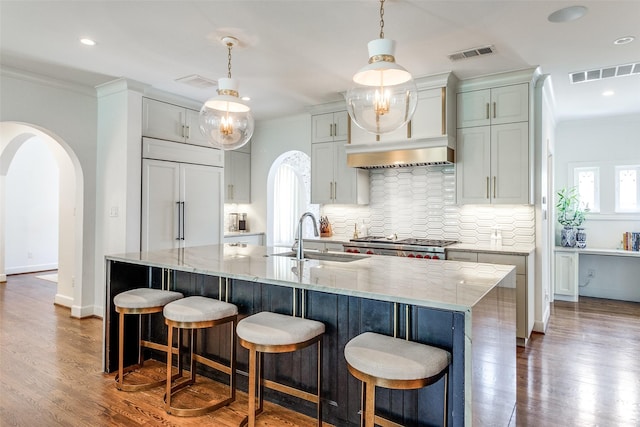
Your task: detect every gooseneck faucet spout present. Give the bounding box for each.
[294,212,319,260]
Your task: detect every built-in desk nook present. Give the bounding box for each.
[104,244,517,426]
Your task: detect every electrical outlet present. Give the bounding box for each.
[587,269,596,278]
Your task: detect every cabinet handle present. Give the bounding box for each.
[231,184,234,200]
[493,176,497,198]
[186,125,190,139]
[486,103,490,119]
[333,181,337,200]
[333,123,338,137]
[486,177,490,199]
[329,123,333,137]
[181,125,186,138]
[493,102,497,119]
[329,182,333,200]
[176,202,182,240]
[181,201,185,240]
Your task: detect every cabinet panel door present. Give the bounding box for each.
[411,87,445,139]
[334,142,357,204]
[457,89,491,128]
[311,142,335,203]
[491,122,529,204]
[334,111,349,141]
[184,108,210,147]
[225,151,251,203]
[181,163,223,247]
[141,159,181,251]
[491,84,529,125]
[142,98,185,142]
[456,127,491,204]
[311,113,336,143]
[554,252,578,301]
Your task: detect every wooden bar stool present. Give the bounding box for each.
[236,311,325,427]
[163,296,238,417]
[113,288,184,391]
[344,332,451,427]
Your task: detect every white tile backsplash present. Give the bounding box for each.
[322,165,535,245]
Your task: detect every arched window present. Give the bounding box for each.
[268,151,318,247]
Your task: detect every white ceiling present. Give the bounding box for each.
[1,0,639,122]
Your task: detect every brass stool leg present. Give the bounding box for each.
[443,371,449,427]
[165,323,174,412]
[317,337,323,427]
[248,348,257,427]
[364,380,375,427]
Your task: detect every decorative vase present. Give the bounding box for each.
[561,226,576,247]
[576,227,587,248]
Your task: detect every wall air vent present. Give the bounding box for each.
[175,74,217,89]
[569,62,640,84]
[448,45,495,61]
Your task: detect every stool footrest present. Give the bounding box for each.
[193,353,233,376]
[262,378,319,404]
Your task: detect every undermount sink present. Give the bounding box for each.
[270,251,369,263]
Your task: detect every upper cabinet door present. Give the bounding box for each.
[490,84,529,125]
[333,111,349,141]
[312,113,337,143]
[311,141,335,204]
[457,89,492,128]
[224,151,251,204]
[142,98,186,142]
[184,108,210,147]
[491,122,529,204]
[456,126,492,205]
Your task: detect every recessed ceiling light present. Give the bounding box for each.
[602,90,615,97]
[80,38,96,46]
[548,5,588,23]
[241,96,251,102]
[614,36,635,45]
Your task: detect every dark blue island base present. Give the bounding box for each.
[104,247,516,426]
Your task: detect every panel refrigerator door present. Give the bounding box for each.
[141,159,181,251]
[180,163,223,247]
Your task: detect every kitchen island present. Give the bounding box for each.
[104,244,516,427]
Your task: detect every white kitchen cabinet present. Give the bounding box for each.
[311,141,369,205]
[457,121,529,204]
[141,140,223,252]
[457,83,529,128]
[349,86,453,145]
[312,111,349,143]
[447,249,534,346]
[224,151,250,203]
[554,251,579,302]
[142,97,209,146]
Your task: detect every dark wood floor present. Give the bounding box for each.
[1,272,639,426]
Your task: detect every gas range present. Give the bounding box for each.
[343,236,457,260]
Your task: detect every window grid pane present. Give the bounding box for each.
[573,167,599,212]
[616,166,640,212]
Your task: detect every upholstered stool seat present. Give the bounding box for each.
[114,288,184,391]
[236,311,325,427]
[163,296,238,417]
[344,332,451,427]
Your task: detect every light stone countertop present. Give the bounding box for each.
[224,231,265,237]
[106,244,516,312]
[448,243,535,256]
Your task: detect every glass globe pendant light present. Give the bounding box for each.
[199,36,254,151]
[345,0,418,135]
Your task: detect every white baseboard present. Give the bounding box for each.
[54,293,73,308]
[71,304,99,319]
[533,308,550,333]
[6,263,58,275]
[0,273,6,283]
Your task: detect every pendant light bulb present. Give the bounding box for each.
[199,37,254,151]
[345,2,418,135]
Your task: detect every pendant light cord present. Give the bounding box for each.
[379,0,385,39]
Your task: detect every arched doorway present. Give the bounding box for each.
[266,150,318,247]
[1,122,84,314]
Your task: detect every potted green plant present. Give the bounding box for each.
[556,187,587,247]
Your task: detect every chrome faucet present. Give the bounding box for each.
[293,212,319,260]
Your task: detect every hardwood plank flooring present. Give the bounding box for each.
[2,272,639,426]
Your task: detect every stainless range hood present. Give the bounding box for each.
[346,136,455,169]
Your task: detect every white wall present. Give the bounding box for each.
[1,68,98,317]
[555,113,640,300]
[249,114,311,240]
[4,137,59,273]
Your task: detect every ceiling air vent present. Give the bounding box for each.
[570,62,640,84]
[175,74,217,89]
[448,45,495,61]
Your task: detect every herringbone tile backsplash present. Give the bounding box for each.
[322,166,535,245]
